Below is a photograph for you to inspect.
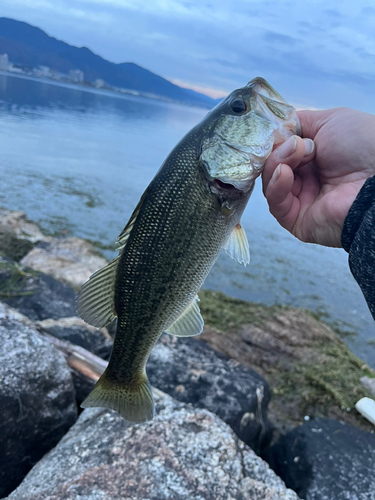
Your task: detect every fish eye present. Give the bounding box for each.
[230,99,246,114]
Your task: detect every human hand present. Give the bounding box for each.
[262,107,375,247]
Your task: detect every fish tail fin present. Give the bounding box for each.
[81,369,155,423]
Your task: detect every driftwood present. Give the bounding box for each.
[38,329,107,381]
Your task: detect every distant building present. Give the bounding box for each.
[38,66,51,77]
[94,79,106,88]
[69,69,84,83]
[0,54,9,71]
[8,63,24,74]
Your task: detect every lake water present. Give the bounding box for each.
[0,73,374,367]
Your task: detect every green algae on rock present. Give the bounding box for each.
[0,228,33,262]
[198,289,375,438]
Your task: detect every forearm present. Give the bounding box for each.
[342,176,375,320]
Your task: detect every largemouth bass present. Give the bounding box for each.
[77,77,300,422]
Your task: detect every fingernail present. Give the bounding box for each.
[276,136,297,160]
[269,164,281,186]
[303,138,315,156]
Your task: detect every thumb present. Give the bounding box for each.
[297,109,335,140]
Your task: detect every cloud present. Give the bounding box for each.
[361,6,375,15]
[263,31,299,46]
[324,8,344,18]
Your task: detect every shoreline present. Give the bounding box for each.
[0,70,212,110]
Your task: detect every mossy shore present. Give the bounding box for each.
[198,289,375,439]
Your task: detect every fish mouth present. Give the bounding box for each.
[213,178,240,191]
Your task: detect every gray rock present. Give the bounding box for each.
[21,238,108,289]
[37,317,113,360]
[0,306,77,497]
[0,257,77,320]
[7,394,299,500]
[0,208,51,243]
[147,334,272,453]
[265,418,375,500]
[361,376,375,397]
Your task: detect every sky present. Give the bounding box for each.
[1,0,375,112]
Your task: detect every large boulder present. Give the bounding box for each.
[148,333,272,453]
[21,238,108,289]
[265,418,375,500]
[6,394,299,500]
[0,302,78,498]
[0,257,77,320]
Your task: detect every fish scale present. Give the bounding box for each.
[77,77,300,422]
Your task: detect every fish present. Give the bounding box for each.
[76,77,300,423]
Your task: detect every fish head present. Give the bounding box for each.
[200,77,301,193]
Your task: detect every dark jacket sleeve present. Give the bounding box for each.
[341,176,375,320]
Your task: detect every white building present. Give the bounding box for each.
[69,69,84,83]
[38,66,51,77]
[94,79,106,88]
[0,54,9,71]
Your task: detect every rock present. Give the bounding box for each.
[147,334,272,453]
[0,303,78,498]
[0,257,77,320]
[0,227,34,261]
[21,238,108,289]
[69,367,96,404]
[198,290,375,439]
[0,208,50,243]
[264,418,375,500]
[37,317,113,360]
[7,394,299,500]
[355,397,375,426]
[361,376,375,397]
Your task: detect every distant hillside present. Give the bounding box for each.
[0,17,215,107]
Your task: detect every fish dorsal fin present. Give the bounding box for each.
[116,189,148,253]
[76,256,120,328]
[224,223,250,266]
[166,295,204,337]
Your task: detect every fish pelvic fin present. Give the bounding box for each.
[166,295,204,337]
[81,369,155,423]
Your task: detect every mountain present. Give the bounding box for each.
[0,18,216,107]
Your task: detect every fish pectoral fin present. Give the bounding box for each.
[81,368,155,423]
[76,256,119,328]
[166,295,204,337]
[224,223,250,266]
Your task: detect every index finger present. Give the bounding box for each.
[262,136,315,194]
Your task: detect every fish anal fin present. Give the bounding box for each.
[224,223,250,266]
[76,256,119,328]
[166,295,204,337]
